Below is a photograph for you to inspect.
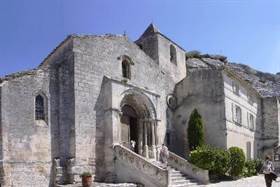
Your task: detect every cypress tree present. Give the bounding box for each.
[187,109,205,151]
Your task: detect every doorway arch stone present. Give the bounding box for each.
[119,90,158,159]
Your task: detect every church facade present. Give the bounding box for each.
[0,24,279,187]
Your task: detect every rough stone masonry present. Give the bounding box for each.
[0,24,279,187]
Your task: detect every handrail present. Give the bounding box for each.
[113,144,169,186]
[168,151,209,184]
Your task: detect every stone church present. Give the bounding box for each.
[0,24,279,187]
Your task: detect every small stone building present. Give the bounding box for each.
[0,24,279,187]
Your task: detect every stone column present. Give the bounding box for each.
[138,120,143,155]
[155,120,159,161]
[54,158,63,185]
[144,121,149,158]
[152,120,157,159]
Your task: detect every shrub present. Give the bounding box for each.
[212,147,230,176]
[243,159,263,177]
[189,146,215,170]
[228,147,245,177]
[243,160,257,177]
[80,172,92,177]
[189,145,230,177]
[253,159,263,173]
[186,50,201,59]
[187,109,205,151]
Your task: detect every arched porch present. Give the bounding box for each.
[119,91,158,160]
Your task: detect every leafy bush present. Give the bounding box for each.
[211,147,230,176]
[189,145,230,176]
[228,147,245,177]
[253,159,263,173]
[80,172,92,177]
[243,160,257,177]
[186,50,201,59]
[243,159,263,177]
[187,109,205,151]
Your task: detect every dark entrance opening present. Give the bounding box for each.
[121,105,139,153]
[129,117,138,153]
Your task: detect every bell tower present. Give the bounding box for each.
[136,23,186,82]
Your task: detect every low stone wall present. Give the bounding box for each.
[168,151,209,184]
[114,144,169,187]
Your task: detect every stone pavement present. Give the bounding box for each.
[59,175,280,187]
[203,175,280,187]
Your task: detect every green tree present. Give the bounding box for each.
[187,109,205,151]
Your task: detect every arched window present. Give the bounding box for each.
[170,44,177,64]
[35,95,45,121]
[122,59,131,79]
[236,106,242,124]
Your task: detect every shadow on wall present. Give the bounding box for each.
[48,58,76,186]
[94,77,109,181]
[49,65,61,187]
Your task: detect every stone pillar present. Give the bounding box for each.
[144,121,149,158]
[66,158,75,184]
[54,158,63,185]
[152,120,157,159]
[138,120,143,155]
[155,120,159,161]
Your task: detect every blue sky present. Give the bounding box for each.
[1,0,280,77]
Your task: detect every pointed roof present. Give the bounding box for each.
[139,23,160,38]
[137,23,185,51]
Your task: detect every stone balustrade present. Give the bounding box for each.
[168,151,209,184]
[113,144,169,187]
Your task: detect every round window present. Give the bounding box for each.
[166,94,177,110]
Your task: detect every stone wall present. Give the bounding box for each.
[0,83,3,184]
[156,34,186,83]
[72,34,184,181]
[0,70,52,187]
[174,69,226,157]
[262,97,280,151]
[0,31,187,185]
[223,72,262,159]
[0,37,74,186]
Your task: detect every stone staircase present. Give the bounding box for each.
[150,160,200,187]
[169,166,200,187]
[114,144,209,187]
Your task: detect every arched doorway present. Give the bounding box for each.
[120,105,139,153]
[120,91,158,159]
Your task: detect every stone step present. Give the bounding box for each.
[171,176,196,181]
[171,176,188,181]
[170,184,197,187]
[57,182,139,187]
[168,167,199,187]
[171,179,196,185]
[170,169,181,173]
[170,172,185,176]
